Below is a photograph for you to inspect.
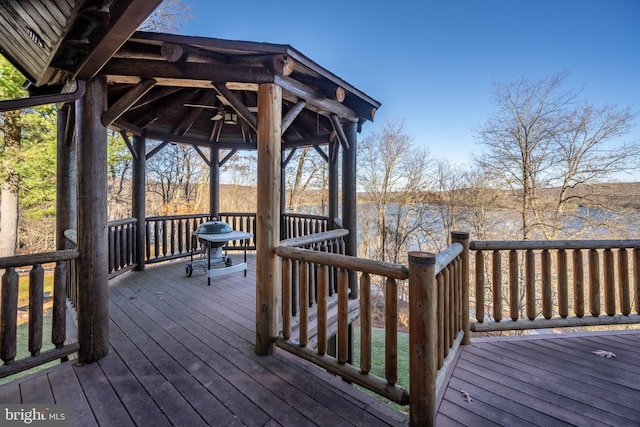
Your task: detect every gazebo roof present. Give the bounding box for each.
[101,32,381,150]
[0,1,381,152]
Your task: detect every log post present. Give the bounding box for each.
[408,251,437,427]
[76,77,109,363]
[255,83,281,355]
[56,103,77,250]
[76,78,109,363]
[210,147,220,218]
[132,135,145,271]
[451,232,470,344]
[342,121,358,299]
[328,140,339,229]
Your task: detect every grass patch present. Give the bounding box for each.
[352,325,410,412]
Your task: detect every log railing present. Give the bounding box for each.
[275,229,411,405]
[108,218,137,278]
[0,250,80,378]
[145,213,213,264]
[469,239,640,332]
[408,232,469,426]
[281,213,329,239]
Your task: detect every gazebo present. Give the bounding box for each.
[0,0,380,361]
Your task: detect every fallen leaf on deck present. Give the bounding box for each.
[461,390,472,403]
[592,349,616,358]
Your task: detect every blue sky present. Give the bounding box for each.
[180,0,640,180]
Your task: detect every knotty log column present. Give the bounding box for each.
[76,77,109,363]
[56,103,76,250]
[255,83,282,355]
[132,135,145,271]
[342,121,358,299]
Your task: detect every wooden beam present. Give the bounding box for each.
[102,78,157,126]
[330,114,350,151]
[145,141,169,160]
[281,101,306,134]
[119,131,138,160]
[255,83,282,356]
[103,58,275,85]
[282,148,297,168]
[220,149,238,166]
[193,145,210,166]
[312,144,329,162]
[213,83,258,130]
[231,54,294,76]
[274,74,358,122]
[74,1,165,81]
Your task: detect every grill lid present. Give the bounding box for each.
[197,221,232,234]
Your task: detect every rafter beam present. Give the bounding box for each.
[282,101,306,134]
[102,78,156,126]
[213,83,258,131]
[330,114,350,151]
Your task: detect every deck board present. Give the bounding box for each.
[437,331,640,426]
[4,254,640,426]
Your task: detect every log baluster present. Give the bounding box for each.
[526,249,536,320]
[619,248,630,316]
[603,248,616,316]
[509,249,519,320]
[573,249,584,318]
[385,277,398,385]
[475,251,484,322]
[359,273,371,374]
[557,249,568,318]
[589,249,601,317]
[492,250,502,322]
[541,249,552,319]
[29,264,44,356]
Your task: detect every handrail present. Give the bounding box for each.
[0,249,80,379]
[470,239,640,332]
[275,229,411,406]
[471,239,640,251]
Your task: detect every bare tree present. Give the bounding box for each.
[475,71,638,239]
[139,0,193,33]
[285,147,327,214]
[358,119,430,264]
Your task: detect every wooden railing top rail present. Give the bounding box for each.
[108,217,137,227]
[145,213,212,221]
[282,212,328,220]
[471,239,640,251]
[279,229,349,248]
[275,245,409,280]
[64,229,77,244]
[0,249,79,269]
[435,242,464,274]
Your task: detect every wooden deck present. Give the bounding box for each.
[436,330,640,426]
[2,255,640,426]
[0,255,407,427]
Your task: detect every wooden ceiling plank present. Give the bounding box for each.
[102,78,157,126]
